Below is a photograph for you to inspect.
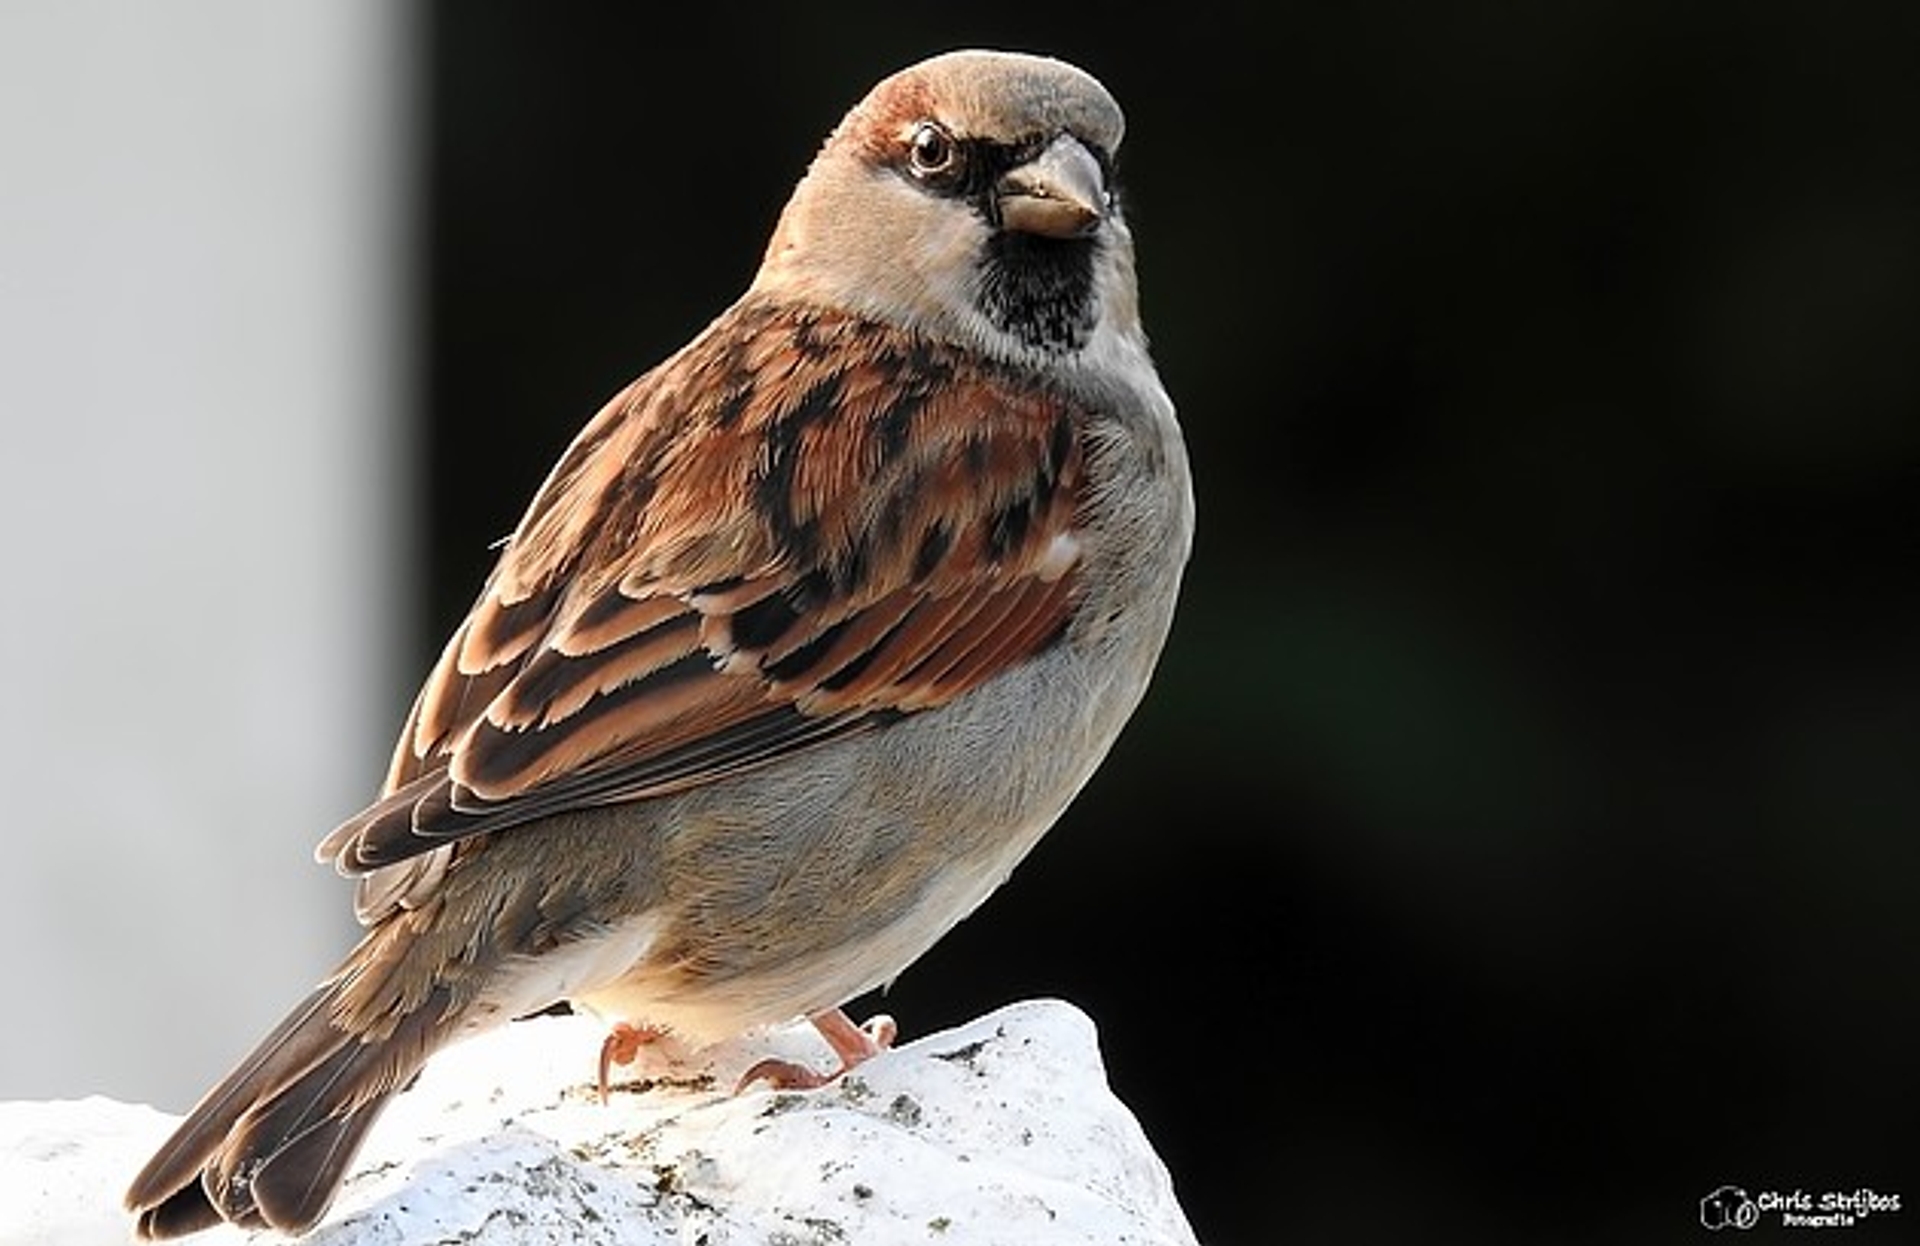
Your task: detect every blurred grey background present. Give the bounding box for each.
[6,3,1918,1244]
[0,0,410,1122]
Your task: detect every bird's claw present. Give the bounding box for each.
[734,1009,898,1093]
[597,1021,667,1103]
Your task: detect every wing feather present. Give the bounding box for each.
[319,297,1090,921]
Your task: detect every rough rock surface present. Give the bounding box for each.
[2,999,1198,1245]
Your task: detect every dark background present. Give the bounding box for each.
[415,4,1918,1242]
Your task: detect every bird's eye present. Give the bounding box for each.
[907,122,958,179]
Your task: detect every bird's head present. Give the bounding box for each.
[753,50,1140,364]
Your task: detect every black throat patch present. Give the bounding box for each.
[976,231,1099,353]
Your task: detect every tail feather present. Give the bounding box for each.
[126,986,338,1213]
[125,977,449,1239]
[243,1090,390,1234]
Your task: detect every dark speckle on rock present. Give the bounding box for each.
[886,1093,924,1127]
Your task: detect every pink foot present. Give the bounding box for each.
[737,1008,898,1092]
[598,1021,669,1103]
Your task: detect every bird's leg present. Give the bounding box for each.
[597,1021,669,1103]
[816,1007,898,1067]
[736,1007,897,1092]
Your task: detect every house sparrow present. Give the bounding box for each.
[126,48,1192,1238]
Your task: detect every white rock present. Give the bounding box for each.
[0,1000,1198,1246]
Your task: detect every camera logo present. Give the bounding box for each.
[1702,1185,1761,1231]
